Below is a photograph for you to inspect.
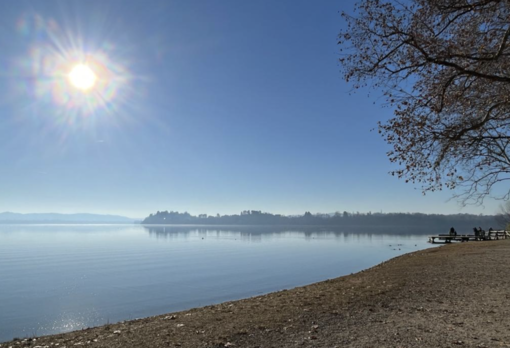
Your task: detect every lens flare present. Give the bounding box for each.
[12,13,136,120]
[68,64,97,91]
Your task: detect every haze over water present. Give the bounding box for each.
[0,224,437,341]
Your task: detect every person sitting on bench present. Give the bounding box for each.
[449,227,457,236]
[479,227,486,239]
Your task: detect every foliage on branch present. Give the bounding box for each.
[338,0,510,204]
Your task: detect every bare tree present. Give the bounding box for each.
[338,0,510,205]
[496,201,510,228]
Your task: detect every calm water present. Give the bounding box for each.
[0,224,437,342]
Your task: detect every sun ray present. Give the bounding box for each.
[13,13,136,120]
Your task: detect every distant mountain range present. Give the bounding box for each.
[0,212,137,224]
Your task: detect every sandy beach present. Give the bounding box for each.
[2,240,510,348]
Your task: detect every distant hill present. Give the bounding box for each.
[0,212,136,224]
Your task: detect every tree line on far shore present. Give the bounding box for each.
[142,210,503,229]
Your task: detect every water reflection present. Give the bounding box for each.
[143,224,431,241]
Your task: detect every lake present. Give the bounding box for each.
[0,224,437,342]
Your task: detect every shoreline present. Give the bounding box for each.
[3,240,510,347]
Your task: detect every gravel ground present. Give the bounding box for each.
[2,240,510,348]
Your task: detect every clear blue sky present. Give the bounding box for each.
[0,0,501,218]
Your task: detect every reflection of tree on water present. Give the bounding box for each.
[143,225,434,242]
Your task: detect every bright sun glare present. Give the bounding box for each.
[18,14,133,115]
[68,64,97,91]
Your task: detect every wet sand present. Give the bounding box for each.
[3,240,510,347]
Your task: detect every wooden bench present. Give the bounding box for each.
[429,231,509,243]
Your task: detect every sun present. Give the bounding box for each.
[68,64,97,91]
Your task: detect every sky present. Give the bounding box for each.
[0,0,503,218]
